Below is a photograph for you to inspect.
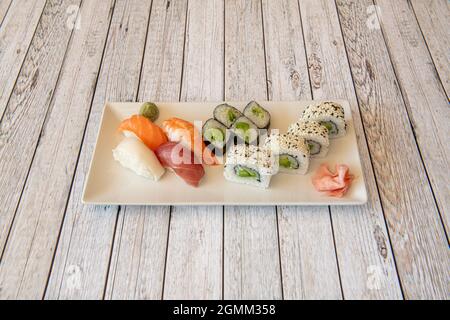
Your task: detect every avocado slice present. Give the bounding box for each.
[204,128,224,143]
[234,165,260,180]
[227,110,236,123]
[279,154,299,169]
[235,122,250,131]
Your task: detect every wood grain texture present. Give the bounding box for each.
[0,0,115,300]
[164,207,222,299]
[105,0,188,300]
[45,0,152,299]
[224,0,282,300]
[162,0,223,300]
[299,0,402,299]
[375,0,449,234]
[410,0,450,98]
[224,206,282,299]
[0,0,46,117]
[0,0,12,25]
[0,0,80,263]
[105,206,170,299]
[336,0,450,299]
[262,0,342,299]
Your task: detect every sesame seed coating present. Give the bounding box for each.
[264,132,310,157]
[302,101,345,120]
[225,144,274,174]
[287,120,329,145]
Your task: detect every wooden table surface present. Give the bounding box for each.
[0,0,448,300]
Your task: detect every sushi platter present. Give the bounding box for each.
[82,101,368,205]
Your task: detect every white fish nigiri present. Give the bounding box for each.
[113,137,165,181]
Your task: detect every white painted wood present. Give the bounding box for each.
[299,0,402,300]
[336,0,450,299]
[262,0,342,299]
[0,0,80,263]
[105,206,170,299]
[0,0,445,300]
[45,0,153,299]
[179,0,224,101]
[223,0,282,300]
[375,0,449,235]
[0,0,46,117]
[0,0,114,300]
[0,0,12,25]
[277,206,341,299]
[164,206,223,299]
[410,0,450,98]
[162,0,223,300]
[105,0,189,300]
[224,206,281,299]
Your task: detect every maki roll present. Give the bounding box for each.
[202,118,228,149]
[224,144,275,189]
[287,121,329,158]
[301,101,346,138]
[264,133,310,175]
[243,101,271,129]
[230,116,259,145]
[213,103,243,128]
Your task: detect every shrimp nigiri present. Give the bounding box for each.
[162,117,218,165]
[118,115,168,151]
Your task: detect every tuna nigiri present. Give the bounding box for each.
[162,117,218,165]
[118,115,168,151]
[156,142,205,187]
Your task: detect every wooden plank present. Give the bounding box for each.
[105,0,188,300]
[0,0,80,263]
[164,207,222,299]
[105,206,170,299]
[336,0,450,299]
[0,0,46,117]
[0,0,115,299]
[375,0,449,234]
[299,0,402,299]
[410,0,450,98]
[162,0,223,300]
[261,0,342,299]
[0,0,12,25]
[223,0,282,300]
[45,0,153,299]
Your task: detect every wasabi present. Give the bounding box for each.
[139,102,159,122]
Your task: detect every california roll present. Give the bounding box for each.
[224,144,275,189]
[287,120,329,158]
[301,101,346,138]
[264,133,310,175]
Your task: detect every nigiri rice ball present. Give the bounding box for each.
[113,137,165,181]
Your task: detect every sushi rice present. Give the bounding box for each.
[264,132,310,175]
[230,115,259,145]
[243,101,271,129]
[213,103,243,128]
[224,144,275,189]
[202,118,228,149]
[301,101,346,138]
[287,120,329,158]
[113,137,165,181]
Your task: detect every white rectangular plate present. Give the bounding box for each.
[83,101,367,205]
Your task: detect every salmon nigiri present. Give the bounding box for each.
[162,117,218,165]
[118,115,168,151]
